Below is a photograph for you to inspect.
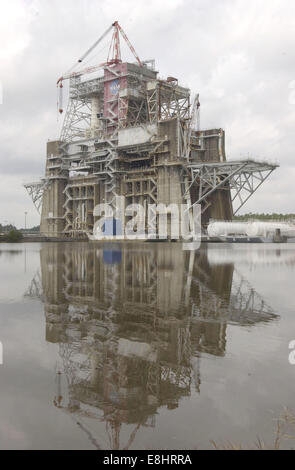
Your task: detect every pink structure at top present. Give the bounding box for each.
[103,63,127,120]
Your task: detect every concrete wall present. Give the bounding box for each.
[118,124,157,147]
[40,141,68,237]
[192,129,233,224]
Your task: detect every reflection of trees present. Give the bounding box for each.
[25,243,278,449]
[0,250,22,256]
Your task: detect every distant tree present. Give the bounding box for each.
[6,229,23,243]
[20,225,40,233]
[0,223,16,233]
[234,213,295,222]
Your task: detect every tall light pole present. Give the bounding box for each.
[24,212,28,231]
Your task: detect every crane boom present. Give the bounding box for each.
[56,21,143,113]
[57,61,106,84]
[115,21,142,67]
[78,24,113,64]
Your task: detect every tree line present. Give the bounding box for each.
[233,213,295,221]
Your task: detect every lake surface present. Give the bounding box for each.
[0,241,295,449]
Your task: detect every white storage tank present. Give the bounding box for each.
[246,222,295,238]
[207,221,248,237]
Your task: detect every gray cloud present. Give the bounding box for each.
[0,0,294,226]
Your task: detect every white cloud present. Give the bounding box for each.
[0,1,32,61]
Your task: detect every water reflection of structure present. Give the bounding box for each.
[26,243,278,449]
[207,245,295,268]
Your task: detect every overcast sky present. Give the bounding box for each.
[0,0,294,227]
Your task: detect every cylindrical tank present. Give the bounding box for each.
[207,221,248,237]
[246,222,295,237]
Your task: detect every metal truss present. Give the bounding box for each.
[63,181,95,234]
[70,76,104,100]
[63,184,73,233]
[147,87,158,124]
[191,261,277,325]
[125,173,157,203]
[60,98,92,142]
[159,83,190,120]
[24,179,50,213]
[24,270,43,300]
[101,149,119,209]
[118,95,128,128]
[147,82,190,124]
[61,145,120,235]
[230,269,276,323]
[61,69,190,143]
[60,78,92,142]
[119,97,148,129]
[118,77,148,129]
[187,159,278,215]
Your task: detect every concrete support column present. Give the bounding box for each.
[91,96,102,136]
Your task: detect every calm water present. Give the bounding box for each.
[0,241,295,449]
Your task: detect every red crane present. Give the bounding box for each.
[57,21,142,114]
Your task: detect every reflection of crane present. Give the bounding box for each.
[57,21,142,114]
[53,365,103,449]
[53,343,142,450]
[53,382,142,449]
[24,270,43,300]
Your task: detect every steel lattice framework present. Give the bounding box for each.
[187,159,278,215]
[60,78,93,142]
[23,20,279,234]
[24,179,50,213]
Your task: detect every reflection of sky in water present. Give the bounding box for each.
[0,242,294,449]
